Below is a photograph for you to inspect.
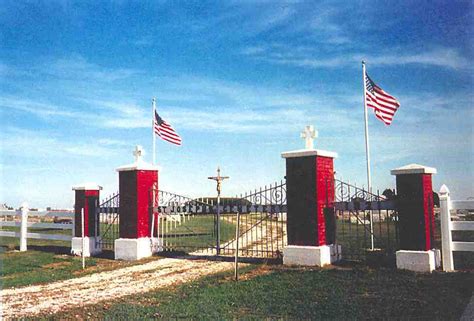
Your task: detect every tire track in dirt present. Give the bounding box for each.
[2,257,236,319]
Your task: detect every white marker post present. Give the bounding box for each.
[20,202,28,252]
[234,210,240,281]
[81,208,85,269]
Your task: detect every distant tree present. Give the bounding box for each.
[432,191,440,207]
[382,189,396,200]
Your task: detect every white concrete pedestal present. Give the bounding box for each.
[115,237,162,261]
[71,237,102,257]
[396,249,441,273]
[283,244,341,267]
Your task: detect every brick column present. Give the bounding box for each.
[114,146,160,260]
[391,164,440,272]
[281,149,340,266]
[71,183,102,256]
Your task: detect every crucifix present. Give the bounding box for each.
[208,167,229,255]
[300,125,318,150]
[133,145,144,162]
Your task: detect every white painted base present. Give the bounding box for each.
[396,249,440,273]
[71,237,102,257]
[283,245,341,267]
[114,237,162,261]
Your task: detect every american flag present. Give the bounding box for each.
[154,111,182,146]
[365,73,400,125]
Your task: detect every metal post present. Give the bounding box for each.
[81,208,85,270]
[234,211,240,281]
[20,202,28,252]
[152,98,156,165]
[208,167,229,255]
[217,193,221,255]
[439,185,454,272]
[362,61,375,250]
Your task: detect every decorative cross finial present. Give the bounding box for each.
[133,145,144,162]
[300,125,317,150]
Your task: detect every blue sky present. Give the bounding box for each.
[1,1,473,208]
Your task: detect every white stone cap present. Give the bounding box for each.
[116,145,161,172]
[390,163,437,175]
[72,183,103,191]
[281,149,338,159]
[116,160,161,172]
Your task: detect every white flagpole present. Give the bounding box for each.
[362,61,375,250]
[152,98,156,165]
[362,61,372,192]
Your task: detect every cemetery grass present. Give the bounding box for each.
[41,264,473,320]
[0,240,163,289]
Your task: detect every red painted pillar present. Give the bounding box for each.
[282,149,337,246]
[117,169,158,239]
[72,184,101,237]
[71,184,102,256]
[391,164,437,251]
[115,146,159,260]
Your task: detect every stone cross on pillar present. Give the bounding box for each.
[301,125,317,150]
[133,145,144,162]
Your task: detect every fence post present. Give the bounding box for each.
[20,202,28,252]
[439,184,454,272]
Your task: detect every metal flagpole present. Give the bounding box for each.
[152,98,156,165]
[362,61,375,250]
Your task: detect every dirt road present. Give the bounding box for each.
[2,257,236,319]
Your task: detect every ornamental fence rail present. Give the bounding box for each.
[439,185,474,271]
[0,205,74,251]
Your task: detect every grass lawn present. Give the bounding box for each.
[0,238,162,289]
[160,215,235,251]
[39,264,473,320]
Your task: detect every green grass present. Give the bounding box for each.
[39,264,473,320]
[160,215,235,250]
[0,247,165,289]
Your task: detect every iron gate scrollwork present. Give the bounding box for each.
[95,192,120,251]
[151,180,287,259]
[331,179,400,261]
[219,180,287,258]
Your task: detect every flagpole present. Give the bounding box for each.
[362,61,375,250]
[152,98,156,165]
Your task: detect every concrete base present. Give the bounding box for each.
[283,245,341,267]
[114,237,162,261]
[396,249,441,273]
[71,237,102,257]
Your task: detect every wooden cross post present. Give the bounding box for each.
[208,167,229,255]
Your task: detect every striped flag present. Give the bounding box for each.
[365,73,400,125]
[154,111,182,146]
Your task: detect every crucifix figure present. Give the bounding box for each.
[300,125,318,150]
[133,145,144,162]
[208,167,229,196]
[208,166,229,255]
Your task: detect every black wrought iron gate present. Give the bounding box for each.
[152,180,287,258]
[95,192,120,251]
[331,179,400,261]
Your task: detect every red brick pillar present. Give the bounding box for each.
[391,164,436,250]
[114,146,159,260]
[391,164,439,272]
[282,148,339,266]
[71,184,102,256]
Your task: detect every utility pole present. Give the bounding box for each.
[208,167,229,255]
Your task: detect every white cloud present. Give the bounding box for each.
[241,41,470,70]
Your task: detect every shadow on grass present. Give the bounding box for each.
[156,250,283,265]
